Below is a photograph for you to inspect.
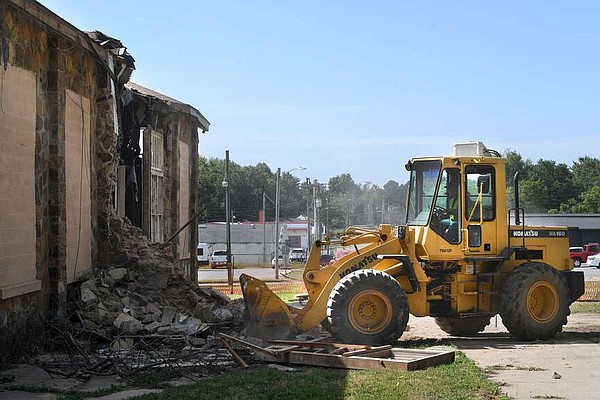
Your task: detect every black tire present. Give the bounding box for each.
[573,258,582,268]
[434,316,491,336]
[499,262,570,341]
[326,269,409,345]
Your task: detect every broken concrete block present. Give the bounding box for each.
[144,321,164,333]
[184,318,203,335]
[108,267,128,283]
[212,307,234,323]
[143,303,162,317]
[98,302,108,317]
[193,302,213,322]
[161,306,177,324]
[114,313,143,333]
[80,279,97,291]
[81,287,98,304]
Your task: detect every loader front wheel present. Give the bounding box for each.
[499,262,570,341]
[326,269,409,345]
[434,316,491,336]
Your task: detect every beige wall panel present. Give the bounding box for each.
[0,65,37,295]
[65,90,92,282]
[178,141,190,259]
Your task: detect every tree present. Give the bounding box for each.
[572,157,600,192]
[383,180,408,224]
[504,149,532,187]
[521,160,577,212]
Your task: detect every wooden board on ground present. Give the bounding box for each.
[219,334,455,372]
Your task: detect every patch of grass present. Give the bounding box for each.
[532,396,566,399]
[129,352,509,400]
[570,301,600,314]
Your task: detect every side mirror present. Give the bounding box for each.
[477,175,490,194]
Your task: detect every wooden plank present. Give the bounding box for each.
[265,344,304,356]
[279,351,407,371]
[276,349,455,371]
[218,333,275,357]
[268,339,368,351]
[402,351,456,371]
[342,345,392,358]
[220,338,249,368]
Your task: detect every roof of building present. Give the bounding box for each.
[126,82,210,132]
[519,214,600,230]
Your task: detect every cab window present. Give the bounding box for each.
[431,169,461,243]
[465,165,495,222]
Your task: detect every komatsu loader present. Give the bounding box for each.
[240,143,585,345]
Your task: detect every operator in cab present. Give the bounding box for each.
[434,169,461,243]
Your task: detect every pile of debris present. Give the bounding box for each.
[34,216,248,381]
[74,216,244,345]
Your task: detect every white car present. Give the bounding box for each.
[271,255,289,269]
[587,253,600,268]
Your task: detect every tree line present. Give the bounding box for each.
[505,151,600,213]
[198,151,600,230]
[197,157,407,231]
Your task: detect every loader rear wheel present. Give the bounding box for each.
[499,262,570,341]
[434,316,491,336]
[326,269,409,345]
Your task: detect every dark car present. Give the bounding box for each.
[319,254,334,266]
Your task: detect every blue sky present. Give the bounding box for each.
[39,1,600,186]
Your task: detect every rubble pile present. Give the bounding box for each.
[73,216,245,349]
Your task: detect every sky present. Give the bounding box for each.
[39,1,600,186]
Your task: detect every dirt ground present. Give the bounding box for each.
[403,313,600,400]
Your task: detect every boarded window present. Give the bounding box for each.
[0,66,37,298]
[65,90,92,282]
[178,140,190,259]
[151,132,164,242]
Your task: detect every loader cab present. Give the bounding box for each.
[405,155,506,259]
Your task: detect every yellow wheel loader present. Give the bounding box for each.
[240,143,585,345]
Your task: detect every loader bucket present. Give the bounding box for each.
[239,273,297,340]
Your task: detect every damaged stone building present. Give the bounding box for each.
[0,0,210,358]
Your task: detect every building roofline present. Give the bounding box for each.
[126,82,210,132]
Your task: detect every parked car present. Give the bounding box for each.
[586,252,600,269]
[289,248,306,263]
[210,250,228,269]
[570,243,600,267]
[319,253,335,266]
[197,243,210,266]
[271,254,288,269]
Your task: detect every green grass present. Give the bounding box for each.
[570,301,600,313]
[128,352,507,400]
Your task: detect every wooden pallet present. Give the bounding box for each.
[219,334,454,371]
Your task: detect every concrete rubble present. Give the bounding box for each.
[73,216,245,342]
[1,216,248,399]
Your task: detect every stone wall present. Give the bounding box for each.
[0,2,113,360]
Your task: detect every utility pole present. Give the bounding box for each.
[313,179,321,241]
[325,197,329,237]
[275,168,281,280]
[262,192,266,265]
[306,178,311,249]
[223,150,232,292]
